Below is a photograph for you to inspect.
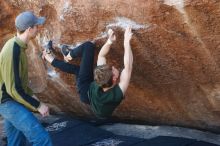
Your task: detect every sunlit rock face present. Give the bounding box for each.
[1,0,220,132]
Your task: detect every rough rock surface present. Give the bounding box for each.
[1,0,220,132]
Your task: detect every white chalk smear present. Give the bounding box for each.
[59,15,65,21]
[63,1,72,13]
[59,1,73,21]
[93,32,108,41]
[107,17,149,30]
[47,69,59,78]
[164,0,185,14]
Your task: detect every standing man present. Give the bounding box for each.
[42,27,133,118]
[0,11,52,146]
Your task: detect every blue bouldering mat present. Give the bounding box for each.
[25,117,219,146]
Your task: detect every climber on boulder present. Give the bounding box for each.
[88,27,133,118]
[42,26,133,118]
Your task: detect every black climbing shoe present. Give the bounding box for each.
[45,40,54,54]
[58,44,71,56]
[39,40,54,59]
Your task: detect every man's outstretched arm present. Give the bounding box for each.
[119,27,133,95]
[97,29,116,66]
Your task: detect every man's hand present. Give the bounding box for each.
[37,103,50,117]
[124,26,133,44]
[107,29,116,44]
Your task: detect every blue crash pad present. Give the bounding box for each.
[25,117,219,146]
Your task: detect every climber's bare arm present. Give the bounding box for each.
[97,29,116,66]
[119,27,133,95]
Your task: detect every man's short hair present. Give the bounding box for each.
[94,64,113,88]
[15,11,45,32]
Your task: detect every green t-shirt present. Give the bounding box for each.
[88,81,123,118]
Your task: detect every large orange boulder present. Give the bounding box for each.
[1,0,220,132]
